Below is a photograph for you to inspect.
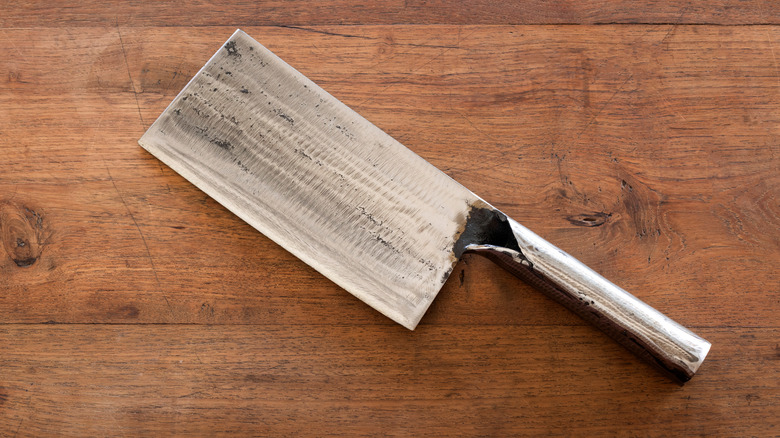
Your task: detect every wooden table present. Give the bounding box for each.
[1,2,778,436]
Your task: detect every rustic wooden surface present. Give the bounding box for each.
[1,2,779,436]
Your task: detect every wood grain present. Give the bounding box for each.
[0,325,777,436]
[0,1,779,26]
[1,21,778,437]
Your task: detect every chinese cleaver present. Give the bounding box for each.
[139,30,710,382]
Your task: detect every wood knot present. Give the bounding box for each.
[108,305,140,319]
[8,71,25,83]
[0,201,50,267]
[566,212,611,227]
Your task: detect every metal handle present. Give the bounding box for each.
[467,217,711,383]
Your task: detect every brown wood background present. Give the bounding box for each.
[1,2,779,436]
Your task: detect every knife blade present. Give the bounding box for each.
[139,29,710,382]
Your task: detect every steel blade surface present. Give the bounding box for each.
[139,30,483,329]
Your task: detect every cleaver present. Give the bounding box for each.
[139,30,710,382]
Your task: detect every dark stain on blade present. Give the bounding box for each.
[452,203,522,258]
[212,139,233,151]
[224,40,240,58]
